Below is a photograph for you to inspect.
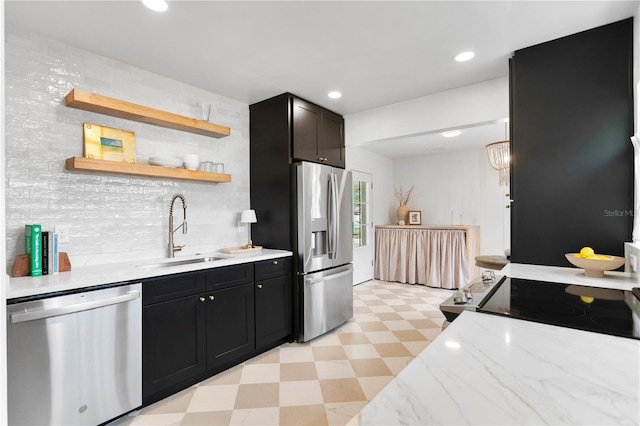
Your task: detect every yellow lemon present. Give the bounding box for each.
[579,247,595,258]
[580,296,595,304]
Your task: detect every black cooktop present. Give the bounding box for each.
[477,277,640,340]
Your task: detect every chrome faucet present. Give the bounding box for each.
[168,194,187,258]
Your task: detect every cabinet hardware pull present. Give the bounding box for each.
[209,295,215,301]
[257,284,263,289]
[199,297,205,302]
[505,193,510,197]
[506,205,511,209]
[272,260,278,265]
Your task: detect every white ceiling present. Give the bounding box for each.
[363,120,509,159]
[5,0,638,156]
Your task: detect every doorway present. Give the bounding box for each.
[352,170,374,284]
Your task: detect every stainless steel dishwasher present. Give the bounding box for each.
[7,283,142,425]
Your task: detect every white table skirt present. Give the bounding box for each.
[374,228,469,289]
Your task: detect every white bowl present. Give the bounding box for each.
[149,156,183,168]
[184,160,200,170]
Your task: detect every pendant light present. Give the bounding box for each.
[486,122,510,186]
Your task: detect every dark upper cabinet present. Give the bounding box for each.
[250,93,344,250]
[319,108,346,168]
[292,97,345,168]
[510,18,633,266]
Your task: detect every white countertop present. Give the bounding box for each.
[8,249,292,300]
[359,263,640,425]
[502,262,639,291]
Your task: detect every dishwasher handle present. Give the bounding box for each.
[10,288,141,324]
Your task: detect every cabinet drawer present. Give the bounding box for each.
[143,271,206,306]
[255,257,291,281]
[206,263,254,291]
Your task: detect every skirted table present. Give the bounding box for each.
[374,225,480,289]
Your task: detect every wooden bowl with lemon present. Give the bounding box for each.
[565,247,625,278]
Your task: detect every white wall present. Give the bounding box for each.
[393,147,509,255]
[346,146,395,226]
[1,4,8,425]
[345,77,510,257]
[346,77,508,147]
[4,27,251,271]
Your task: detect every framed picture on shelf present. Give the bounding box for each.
[83,123,136,163]
[408,210,422,225]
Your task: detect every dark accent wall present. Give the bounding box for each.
[510,18,634,266]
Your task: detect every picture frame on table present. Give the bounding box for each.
[408,210,422,225]
[83,123,136,163]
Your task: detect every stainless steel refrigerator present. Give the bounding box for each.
[295,161,353,342]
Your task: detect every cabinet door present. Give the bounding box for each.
[320,109,345,168]
[206,283,255,369]
[143,295,206,399]
[255,275,291,348]
[292,97,321,163]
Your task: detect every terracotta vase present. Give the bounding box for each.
[397,204,409,224]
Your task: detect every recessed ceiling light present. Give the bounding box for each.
[142,0,168,12]
[328,91,342,99]
[454,51,475,62]
[442,130,462,138]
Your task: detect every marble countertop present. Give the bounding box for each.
[359,263,640,425]
[502,262,638,291]
[8,249,292,300]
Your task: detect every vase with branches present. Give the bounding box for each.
[394,185,415,206]
[394,185,414,224]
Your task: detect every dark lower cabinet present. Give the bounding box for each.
[206,283,255,369]
[255,275,290,348]
[142,294,206,399]
[142,258,292,406]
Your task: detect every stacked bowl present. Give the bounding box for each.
[183,154,200,170]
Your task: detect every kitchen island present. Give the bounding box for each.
[359,263,640,425]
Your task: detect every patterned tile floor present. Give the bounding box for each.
[114,280,452,426]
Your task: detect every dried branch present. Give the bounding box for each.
[394,185,415,205]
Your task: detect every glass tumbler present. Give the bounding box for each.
[213,163,224,174]
[199,161,213,172]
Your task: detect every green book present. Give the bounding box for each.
[25,224,42,277]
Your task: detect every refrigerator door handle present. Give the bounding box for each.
[327,173,334,258]
[305,269,352,285]
[327,173,339,259]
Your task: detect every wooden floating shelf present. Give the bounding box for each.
[64,89,230,139]
[65,157,232,183]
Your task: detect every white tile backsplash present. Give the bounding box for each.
[5,27,251,270]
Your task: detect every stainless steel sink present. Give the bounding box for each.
[137,256,226,268]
